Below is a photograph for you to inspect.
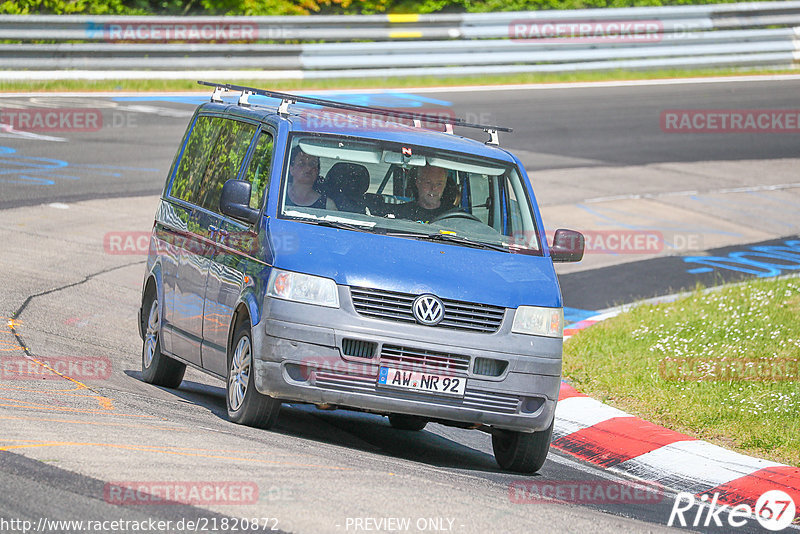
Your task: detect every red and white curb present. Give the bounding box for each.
[555,308,800,516]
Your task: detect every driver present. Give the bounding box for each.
[395,165,452,222]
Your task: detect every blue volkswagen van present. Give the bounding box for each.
[138,82,584,473]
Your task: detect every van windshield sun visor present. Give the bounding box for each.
[427,157,505,176]
[298,139,382,164]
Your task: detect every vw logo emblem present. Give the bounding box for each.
[412,294,445,326]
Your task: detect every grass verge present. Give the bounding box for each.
[563,276,800,466]
[1,67,798,93]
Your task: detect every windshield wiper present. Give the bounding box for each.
[294,218,377,232]
[386,231,508,252]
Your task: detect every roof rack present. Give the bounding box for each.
[198,81,512,146]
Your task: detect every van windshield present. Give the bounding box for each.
[278,134,542,254]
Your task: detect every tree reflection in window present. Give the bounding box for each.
[171,115,223,205]
[196,120,257,213]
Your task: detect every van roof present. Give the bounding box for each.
[195,81,517,163]
[204,100,517,163]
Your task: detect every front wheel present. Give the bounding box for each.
[141,291,186,388]
[491,418,553,473]
[226,319,281,429]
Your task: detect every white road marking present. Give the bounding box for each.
[0,123,66,142]
[585,182,800,203]
[554,396,633,437]
[116,104,195,118]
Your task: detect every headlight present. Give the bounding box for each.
[267,269,340,308]
[511,306,563,337]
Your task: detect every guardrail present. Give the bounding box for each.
[0,1,798,80]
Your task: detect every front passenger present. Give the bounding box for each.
[286,146,337,210]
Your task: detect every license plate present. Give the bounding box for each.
[377,366,465,397]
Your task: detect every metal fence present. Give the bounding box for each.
[0,1,798,80]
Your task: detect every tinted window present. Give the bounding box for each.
[169,116,258,213]
[196,119,257,213]
[170,115,223,205]
[243,131,274,210]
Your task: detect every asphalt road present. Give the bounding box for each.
[1,79,799,534]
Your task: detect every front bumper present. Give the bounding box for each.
[252,289,562,432]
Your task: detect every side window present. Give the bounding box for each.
[242,131,274,210]
[196,119,257,213]
[170,115,223,205]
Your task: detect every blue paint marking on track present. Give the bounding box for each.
[750,190,800,210]
[0,145,161,186]
[0,146,69,185]
[683,240,800,277]
[113,96,210,105]
[564,307,598,325]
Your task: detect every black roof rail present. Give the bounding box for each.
[197,81,513,144]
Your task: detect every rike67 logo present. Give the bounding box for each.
[668,490,796,531]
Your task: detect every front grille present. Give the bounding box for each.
[315,371,375,394]
[462,389,520,414]
[350,287,505,333]
[380,344,470,375]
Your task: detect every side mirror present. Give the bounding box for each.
[550,228,584,263]
[220,179,260,225]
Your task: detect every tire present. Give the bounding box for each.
[226,318,281,429]
[492,418,554,473]
[388,414,428,431]
[141,290,186,388]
